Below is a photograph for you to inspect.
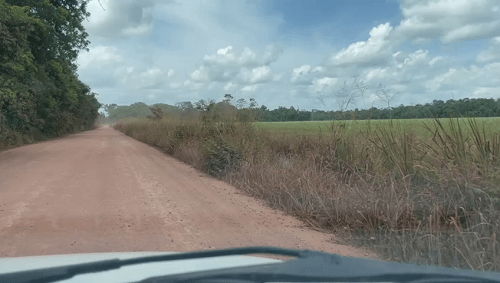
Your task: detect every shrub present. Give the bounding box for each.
[203,138,243,178]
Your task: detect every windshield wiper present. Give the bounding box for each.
[1,246,499,283]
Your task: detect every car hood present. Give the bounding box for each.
[0,251,282,283]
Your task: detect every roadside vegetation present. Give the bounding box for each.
[0,0,101,150]
[114,92,500,272]
[99,96,500,126]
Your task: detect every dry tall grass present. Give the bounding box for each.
[114,109,500,272]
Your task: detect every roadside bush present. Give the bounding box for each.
[2,131,32,146]
[165,123,200,154]
[203,138,243,178]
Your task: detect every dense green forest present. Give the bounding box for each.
[0,0,101,147]
[101,97,500,124]
[258,97,500,121]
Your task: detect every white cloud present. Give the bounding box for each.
[428,56,445,66]
[330,23,395,67]
[169,82,182,89]
[358,48,452,93]
[291,65,312,84]
[139,68,165,88]
[122,23,153,37]
[313,77,339,93]
[207,82,218,90]
[425,67,469,92]
[473,87,500,98]
[114,66,171,89]
[152,0,284,53]
[290,65,326,85]
[78,46,123,69]
[396,0,500,43]
[204,45,283,68]
[239,48,257,64]
[392,51,406,64]
[423,62,500,95]
[224,81,237,91]
[312,66,325,73]
[203,46,237,66]
[365,68,390,83]
[401,49,429,67]
[141,67,162,78]
[189,45,283,85]
[241,85,258,92]
[477,37,500,63]
[84,0,166,39]
[273,72,285,82]
[190,66,209,82]
[240,66,273,84]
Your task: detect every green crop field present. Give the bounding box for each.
[256,117,500,139]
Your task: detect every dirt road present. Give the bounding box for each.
[0,126,370,258]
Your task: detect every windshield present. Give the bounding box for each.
[0,0,499,280]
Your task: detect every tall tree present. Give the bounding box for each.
[6,0,90,64]
[1,0,100,145]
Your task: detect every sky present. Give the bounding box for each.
[76,0,500,111]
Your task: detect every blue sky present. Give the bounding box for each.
[77,0,500,111]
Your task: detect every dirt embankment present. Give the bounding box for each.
[0,126,372,258]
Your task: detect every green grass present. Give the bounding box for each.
[256,118,500,139]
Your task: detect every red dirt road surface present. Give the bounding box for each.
[0,126,370,258]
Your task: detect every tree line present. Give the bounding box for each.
[258,97,500,121]
[0,0,101,146]
[100,96,500,124]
